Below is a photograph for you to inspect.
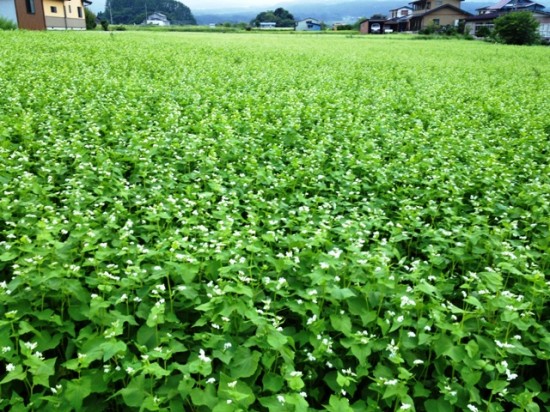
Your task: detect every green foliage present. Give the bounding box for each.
[252,7,295,28]
[476,25,493,38]
[493,11,540,45]
[84,7,97,30]
[336,24,353,31]
[105,0,196,25]
[100,19,109,31]
[0,16,16,30]
[0,30,549,411]
[419,24,466,39]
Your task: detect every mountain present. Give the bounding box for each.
[102,0,196,25]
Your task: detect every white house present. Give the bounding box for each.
[259,22,277,29]
[145,12,170,26]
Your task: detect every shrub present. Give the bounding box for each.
[336,24,353,31]
[475,25,493,38]
[100,19,110,31]
[493,11,539,45]
[85,8,97,30]
[0,16,16,30]
[419,23,438,35]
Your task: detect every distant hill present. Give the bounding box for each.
[102,0,196,25]
[194,0,549,25]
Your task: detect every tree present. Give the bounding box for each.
[251,8,295,28]
[273,7,295,27]
[493,11,539,45]
[104,0,196,25]
[85,7,97,30]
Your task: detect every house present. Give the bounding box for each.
[386,6,414,31]
[0,0,47,29]
[465,0,550,39]
[360,0,471,33]
[390,6,413,18]
[145,12,170,26]
[477,0,545,14]
[408,0,471,31]
[43,0,88,29]
[259,21,277,29]
[295,18,322,31]
[0,0,89,29]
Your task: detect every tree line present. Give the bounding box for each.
[99,0,196,25]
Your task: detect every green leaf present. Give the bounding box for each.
[267,329,288,350]
[230,348,261,379]
[144,362,170,378]
[465,340,479,358]
[167,262,200,284]
[414,382,431,398]
[330,314,352,335]
[424,398,453,412]
[330,287,356,300]
[465,295,484,310]
[350,344,372,364]
[487,380,509,394]
[262,373,284,393]
[100,340,127,361]
[326,395,354,412]
[29,357,56,388]
[0,364,26,384]
[218,373,255,407]
[119,375,146,408]
[212,402,236,412]
[0,251,18,261]
[434,334,453,358]
[64,377,93,410]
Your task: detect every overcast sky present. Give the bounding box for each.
[89,0,550,14]
[184,0,281,9]
[89,0,324,13]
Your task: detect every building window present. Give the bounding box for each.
[433,18,440,25]
[68,5,72,13]
[77,7,83,18]
[26,0,35,14]
[51,6,57,13]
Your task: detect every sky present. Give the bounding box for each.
[89,0,550,15]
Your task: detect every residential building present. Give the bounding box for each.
[477,0,546,14]
[390,6,413,19]
[360,0,471,33]
[465,0,550,39]
[259,22,277,29]
[0,0,89,29]
[295,18,322,31]
[145,12,170,26]
[0,0,46,29]
[408,0,471,30]
[43,0,87,29]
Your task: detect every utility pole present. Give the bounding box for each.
[107,0,113,24]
